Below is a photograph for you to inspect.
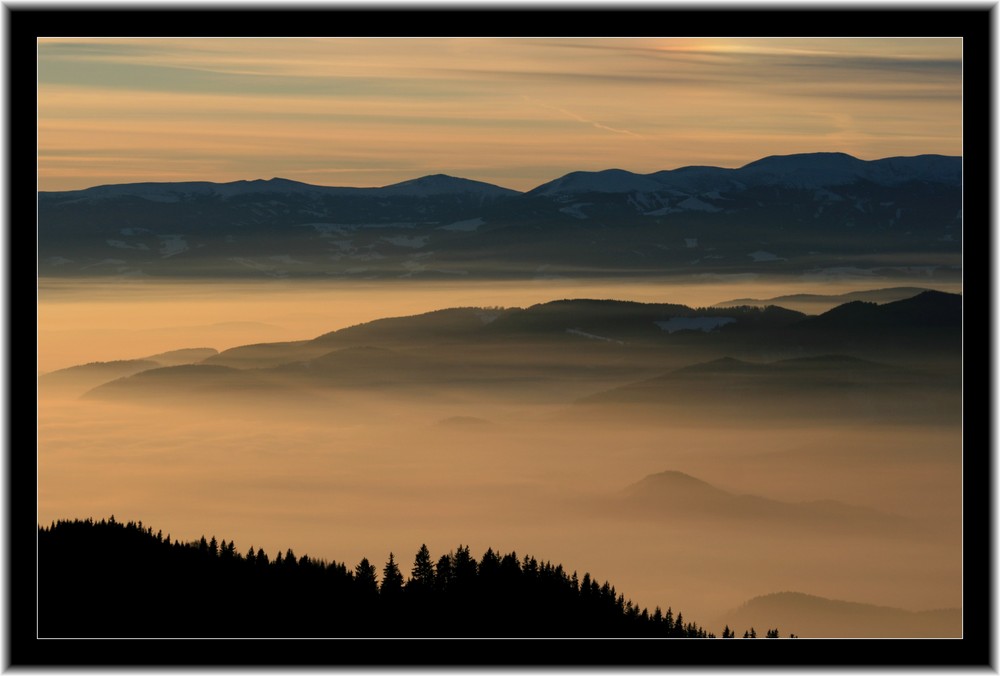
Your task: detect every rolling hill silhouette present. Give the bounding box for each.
[40,347,219,396]
[579,352,959,424]
[617,470,908,535]
[713,287,933,314]
[65,291,962,415]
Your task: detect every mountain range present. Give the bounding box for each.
[38,152,961,280]
[57,290,960,426]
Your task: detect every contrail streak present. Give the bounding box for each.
[522,96,642,138]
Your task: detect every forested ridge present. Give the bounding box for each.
[38,517,785,638]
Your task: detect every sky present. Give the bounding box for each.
[38,37,962,192]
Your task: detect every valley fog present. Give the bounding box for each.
[37,276,961,373]
[37,277,963,636]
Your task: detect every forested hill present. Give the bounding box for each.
[37,518,779,639]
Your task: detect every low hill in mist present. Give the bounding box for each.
[579,352,959,425]
[713,287,933,314]
[616,470,908,535]
[39,347,218,397]
[795,289,960,332]
[717,591,960,638]
[83,363,311,405]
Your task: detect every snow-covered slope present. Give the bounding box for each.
[38,152,962,281]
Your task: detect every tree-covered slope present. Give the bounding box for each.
[38,517,765,639]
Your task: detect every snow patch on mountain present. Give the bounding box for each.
[677,197,722,212]
[107,239,149,250]
[748,250,785,262]
[83,258,126,269]
[157,235,188,258]
[566,329,624,345]
[813,189,843,202]
[644,205,678,216]
[559,203,592,219]
[655,317,736,333]
[438,217,485,232]
[382,235,429,249]
[268,254,306,265]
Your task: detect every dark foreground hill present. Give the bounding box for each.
[38,518,769,639]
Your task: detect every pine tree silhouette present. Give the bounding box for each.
[37,518,737,639]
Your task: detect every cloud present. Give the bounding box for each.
[522,96,642,138]
[36,38,961,192]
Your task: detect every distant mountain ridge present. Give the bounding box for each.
[42,152,959,200]
[44,173,519,201]
[713,287,935,314]
[528,152,959,195]
[38,152,962,280]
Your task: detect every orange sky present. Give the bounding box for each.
[38,37,962,192]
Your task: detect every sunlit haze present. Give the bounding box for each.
[38,37,961,192]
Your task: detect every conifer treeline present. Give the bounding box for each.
[38,517,784,638]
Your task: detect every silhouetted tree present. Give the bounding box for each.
[434,553,452,592]
[452,545,477,589]
[409,544,434,590]
[381,553,403,596]
[354,558,378,596]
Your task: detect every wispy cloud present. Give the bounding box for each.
[37,37,961,191]
[522,96,642,138]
